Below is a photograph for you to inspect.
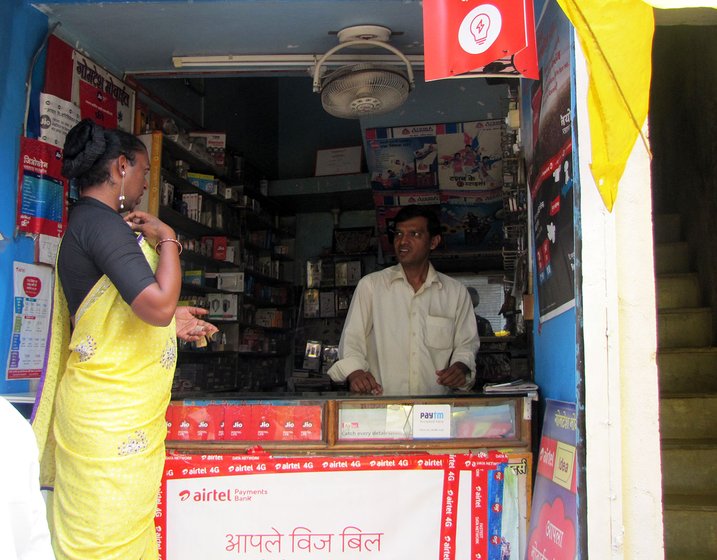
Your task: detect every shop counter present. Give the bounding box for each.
[165,393,533,454]
[159,394,534,560]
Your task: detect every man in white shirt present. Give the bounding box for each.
[328,205,479,396]
[0,396,54,559]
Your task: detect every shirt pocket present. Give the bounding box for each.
[425,315,454,349]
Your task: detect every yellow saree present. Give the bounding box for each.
[33,238,176,560]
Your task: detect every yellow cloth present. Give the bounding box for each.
[556,0,654,211]
[645,1,717,7]
[33,238,176,560]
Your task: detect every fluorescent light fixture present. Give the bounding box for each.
[172,54,424,69]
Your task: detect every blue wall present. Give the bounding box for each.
[0,1,49,393]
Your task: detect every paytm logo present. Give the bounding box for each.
[419,412,445,420]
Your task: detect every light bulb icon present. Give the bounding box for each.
[470,13,491,46]
[459,4,502,55]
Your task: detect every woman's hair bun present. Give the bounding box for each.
[61,119,107,179]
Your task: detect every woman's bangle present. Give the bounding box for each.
[155,238,183,255]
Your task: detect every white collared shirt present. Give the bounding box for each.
[328,263,479,395]
[0,397,54,560]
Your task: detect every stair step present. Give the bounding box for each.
[660,395,717,439]
[653,213,682,244]
[658,307,713,348]
[658,347,717,394]
[663,494,717,558]
[662,494,717,558]
[654,242,690,274]
[661,440,717,494]
[656,273,701,310]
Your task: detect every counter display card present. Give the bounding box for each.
[6,262,53,380]
[157,451,526,559]
[526,399,577,560]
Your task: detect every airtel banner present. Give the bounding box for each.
[423,0,539,81]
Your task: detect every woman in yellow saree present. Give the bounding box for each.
[32,119,202,559]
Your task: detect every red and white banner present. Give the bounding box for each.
[44,35,135,132]
[423,0,539,81]
[157,451,527,559]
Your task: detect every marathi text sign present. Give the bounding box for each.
[158,452,522,560]
[526,399,578,560]
[44,35,135,133]
[16,137,68,238]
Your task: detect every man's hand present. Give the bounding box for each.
[175,306,219,342]
[346,370,383,395]
[436,362,472,389]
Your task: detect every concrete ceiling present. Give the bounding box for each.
[33,1,427,79]
[32,1,717,80]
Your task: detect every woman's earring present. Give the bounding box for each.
[119,169,126,211]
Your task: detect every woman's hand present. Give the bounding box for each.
[124,210,175,246]
[175,306,219,342]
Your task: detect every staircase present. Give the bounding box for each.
[655,213,717,559]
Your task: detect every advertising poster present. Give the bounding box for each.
[44,35,135,133]
[16,137,68,238]
[436,120,503,191]
[524,3,575,322]
[157,451,528,560]
[526,399,578,560]
[39,92,81,147]
[365,125,441,190]
[366,119,506,255]
[6,262,53,380]
[439,189,504,251]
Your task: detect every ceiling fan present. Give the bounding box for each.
[312,25,415,119]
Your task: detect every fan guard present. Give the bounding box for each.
[312,25,415,119]
[320,63,410,119]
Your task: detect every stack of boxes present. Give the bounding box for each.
[166,402,324,442]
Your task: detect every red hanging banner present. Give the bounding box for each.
[423,0,539,81]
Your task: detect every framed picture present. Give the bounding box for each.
[315,145,363,176]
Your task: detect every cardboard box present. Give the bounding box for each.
[217,272,244,292]
[251,405,276,440]
[207,293,238,320]
[187,172,218,195]
[189,131,227,151]
[183,269,204,287]
[319,291,336,318]
[346,261,362,285]
[171,406,224,441]
[201,236,228,261]
[224,405,253,441]
[165,405,177,439]
[274,406,296,441]
[295,405,323,441]
[335,262,348,287]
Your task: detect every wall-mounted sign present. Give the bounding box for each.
[16,137,68,238]
[315,146,363,176]
[422,0,539,81]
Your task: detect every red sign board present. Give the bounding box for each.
[423,0,539,80]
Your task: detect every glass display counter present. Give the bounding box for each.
[165,393,532,454]
[161,394,534,559]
